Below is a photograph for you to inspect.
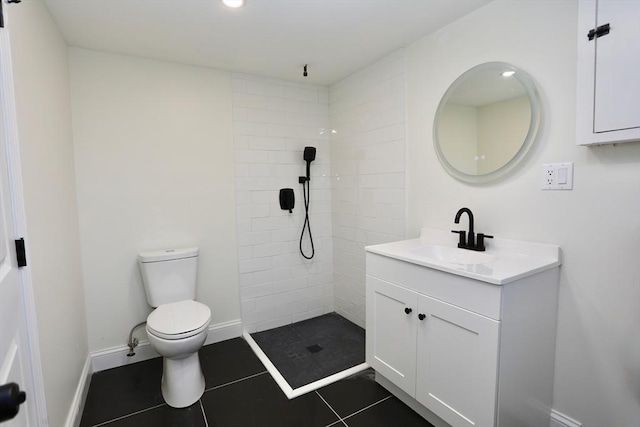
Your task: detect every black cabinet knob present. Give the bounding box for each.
[404,307,412,314]
[418,313,426,320]
[0,382,27,422]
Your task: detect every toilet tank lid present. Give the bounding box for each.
[138,247,198,263]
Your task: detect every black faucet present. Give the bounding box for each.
[451,207,493,251]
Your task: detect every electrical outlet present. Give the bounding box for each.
[542,163,573,190]
[544,166,555,186]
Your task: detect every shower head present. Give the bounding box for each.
[304,147,316,180]
[304,147,316,162]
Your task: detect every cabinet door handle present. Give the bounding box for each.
[404,307,412,314]
[418,313,426,321]
[587,23,610,41]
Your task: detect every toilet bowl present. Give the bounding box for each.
[146,299,211,408]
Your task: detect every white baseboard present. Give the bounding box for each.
[550,409,582,427]
[205,319,243,345]
[90,319,242,373]
[64,356,92,427]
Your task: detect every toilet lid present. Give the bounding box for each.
[147,300,211,339]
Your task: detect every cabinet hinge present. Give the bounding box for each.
[1,0,22,29]
[588,23,610,41]
[14,238,26,267]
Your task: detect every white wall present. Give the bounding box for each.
[69,48,240,351]
[232,73,333,333]
[404,1,639,426]
[6,3,88,426]
[329,51,406,327]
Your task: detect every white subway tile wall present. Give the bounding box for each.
[233,73,333,333]
[329,50,407,328]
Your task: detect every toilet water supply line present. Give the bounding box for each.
[127,321,147,357]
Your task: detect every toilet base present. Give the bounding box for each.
[161,352,205,408]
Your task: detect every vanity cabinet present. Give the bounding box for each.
[369,275,499,427]
[576,0,640,145]
[366,251,559,427]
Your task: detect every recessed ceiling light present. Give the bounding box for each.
[221,0,244,8]
[501,70,516,77]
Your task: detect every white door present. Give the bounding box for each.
[0,21,39,427]
[366,275,418,396]
[416,294,500,427]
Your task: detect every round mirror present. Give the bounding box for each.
[433,62,541,183]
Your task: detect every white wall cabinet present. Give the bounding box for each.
[576,0,640,145]
[366,252,560,427]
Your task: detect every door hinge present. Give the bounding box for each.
[1,0,21,29]
[14,238,26,268]
[588,23,610,41]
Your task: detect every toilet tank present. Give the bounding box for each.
[138,247,199,307]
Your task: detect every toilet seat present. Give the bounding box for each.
[147,300,211,340]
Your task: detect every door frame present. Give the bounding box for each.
[0,17,48,427]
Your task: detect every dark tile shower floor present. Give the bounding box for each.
[79,337,434,427]
[250,312,366,389]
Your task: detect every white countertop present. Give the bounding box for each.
[365,229,561,285]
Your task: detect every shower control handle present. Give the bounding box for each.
[418,313,426,321]
[404,307,412,314]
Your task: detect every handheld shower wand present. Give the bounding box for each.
[299,147,316,259]
[303,146,316,181]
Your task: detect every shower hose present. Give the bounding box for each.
[299,177,315,259]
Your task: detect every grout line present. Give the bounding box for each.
[315,391,348,427]
[90,403,166,427]
[340,395,393,422]
[203,370,269,392]
[87,367,268,426]
[325,420,349,427]
[199,399,209,427]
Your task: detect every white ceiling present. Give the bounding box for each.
[45,0,492,86]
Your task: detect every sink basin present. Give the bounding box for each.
[409,245,496,265]
[365,228,561,284]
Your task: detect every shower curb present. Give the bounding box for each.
[243,330,369,399]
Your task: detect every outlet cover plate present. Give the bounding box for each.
[542,162,574,190]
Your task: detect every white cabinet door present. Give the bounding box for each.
[593,0,640,133]
[576,0,640,145]
[366,276,418,396]
[415,294,500,427]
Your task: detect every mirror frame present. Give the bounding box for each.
[433,62,541,184]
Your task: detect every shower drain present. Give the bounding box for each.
[306,344,323,353]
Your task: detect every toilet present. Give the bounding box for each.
[138,247,211,408]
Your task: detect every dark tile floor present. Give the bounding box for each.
[251,313,365,388]
[80,338,434,427]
